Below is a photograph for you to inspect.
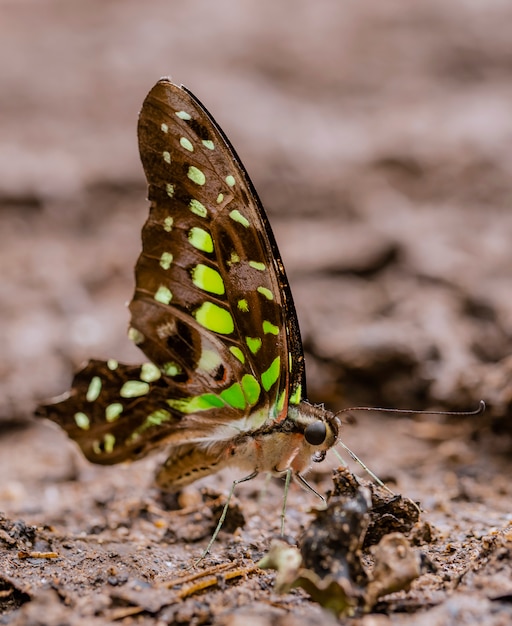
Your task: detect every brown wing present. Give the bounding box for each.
[36,79,307,466]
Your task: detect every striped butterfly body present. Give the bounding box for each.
[37,79,340,518]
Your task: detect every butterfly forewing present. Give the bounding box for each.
[36,78,306,467]
[133,80,305,417]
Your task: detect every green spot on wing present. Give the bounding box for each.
[107,359,118,371]
[263,320,280,335]
[105,403,123,422]
[229,346,245,364]
[257,286,274,301]
[162,361,182,376]
[189,198,207,217]
[129,409,172,440]
[289,384,302,406]
[128,327,145,344]
[159,251,173,270]
[237,299,249,312]
[220,383,246,409]
[180,137,194,151]
[154,285,173,305]
[86,376,102,402]
[229,209,249,228]
[103,433,116,454]
[74,412,90,430]
[163,151,171,164]
[241,374,260,406]
[164,216,174,232]
[225,175,236,187]
[194,302,234,334]
[249,261,266,271]
[161,123,169,133]
[202,139,215,150]
[91,434,116,455]
[120,380,150,398]
[276,389,286,414]
[188,166,206,185]
[166,184,175,198]
[246,336,262,354]
[261,356,280,392]
[176,110,192,120]
[188,227,214,253]
[145,409,172,426]
[140,362,161,383]
[167,393,225,414]
[192,264,225,295]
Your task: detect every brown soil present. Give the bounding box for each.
[2,1,512,624]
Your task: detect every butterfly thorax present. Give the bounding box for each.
[155,401,340,491]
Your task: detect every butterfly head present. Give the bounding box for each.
[286,401,341,469]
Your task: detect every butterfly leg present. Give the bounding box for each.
[280,468,292,535]
[280,471,325,537]
[295,472,326,502]
[196,470,258,565]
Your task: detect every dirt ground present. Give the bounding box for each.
[2,1,512,624]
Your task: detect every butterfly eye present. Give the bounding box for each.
[304,421,327,446]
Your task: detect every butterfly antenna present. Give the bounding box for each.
[335,400,486,419]
[332,401,485,509]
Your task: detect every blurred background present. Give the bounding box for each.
[2,0,512,427]
[2,5,512,619]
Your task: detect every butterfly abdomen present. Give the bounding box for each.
[155,443,228,491]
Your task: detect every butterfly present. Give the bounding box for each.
[37,78,342,552]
